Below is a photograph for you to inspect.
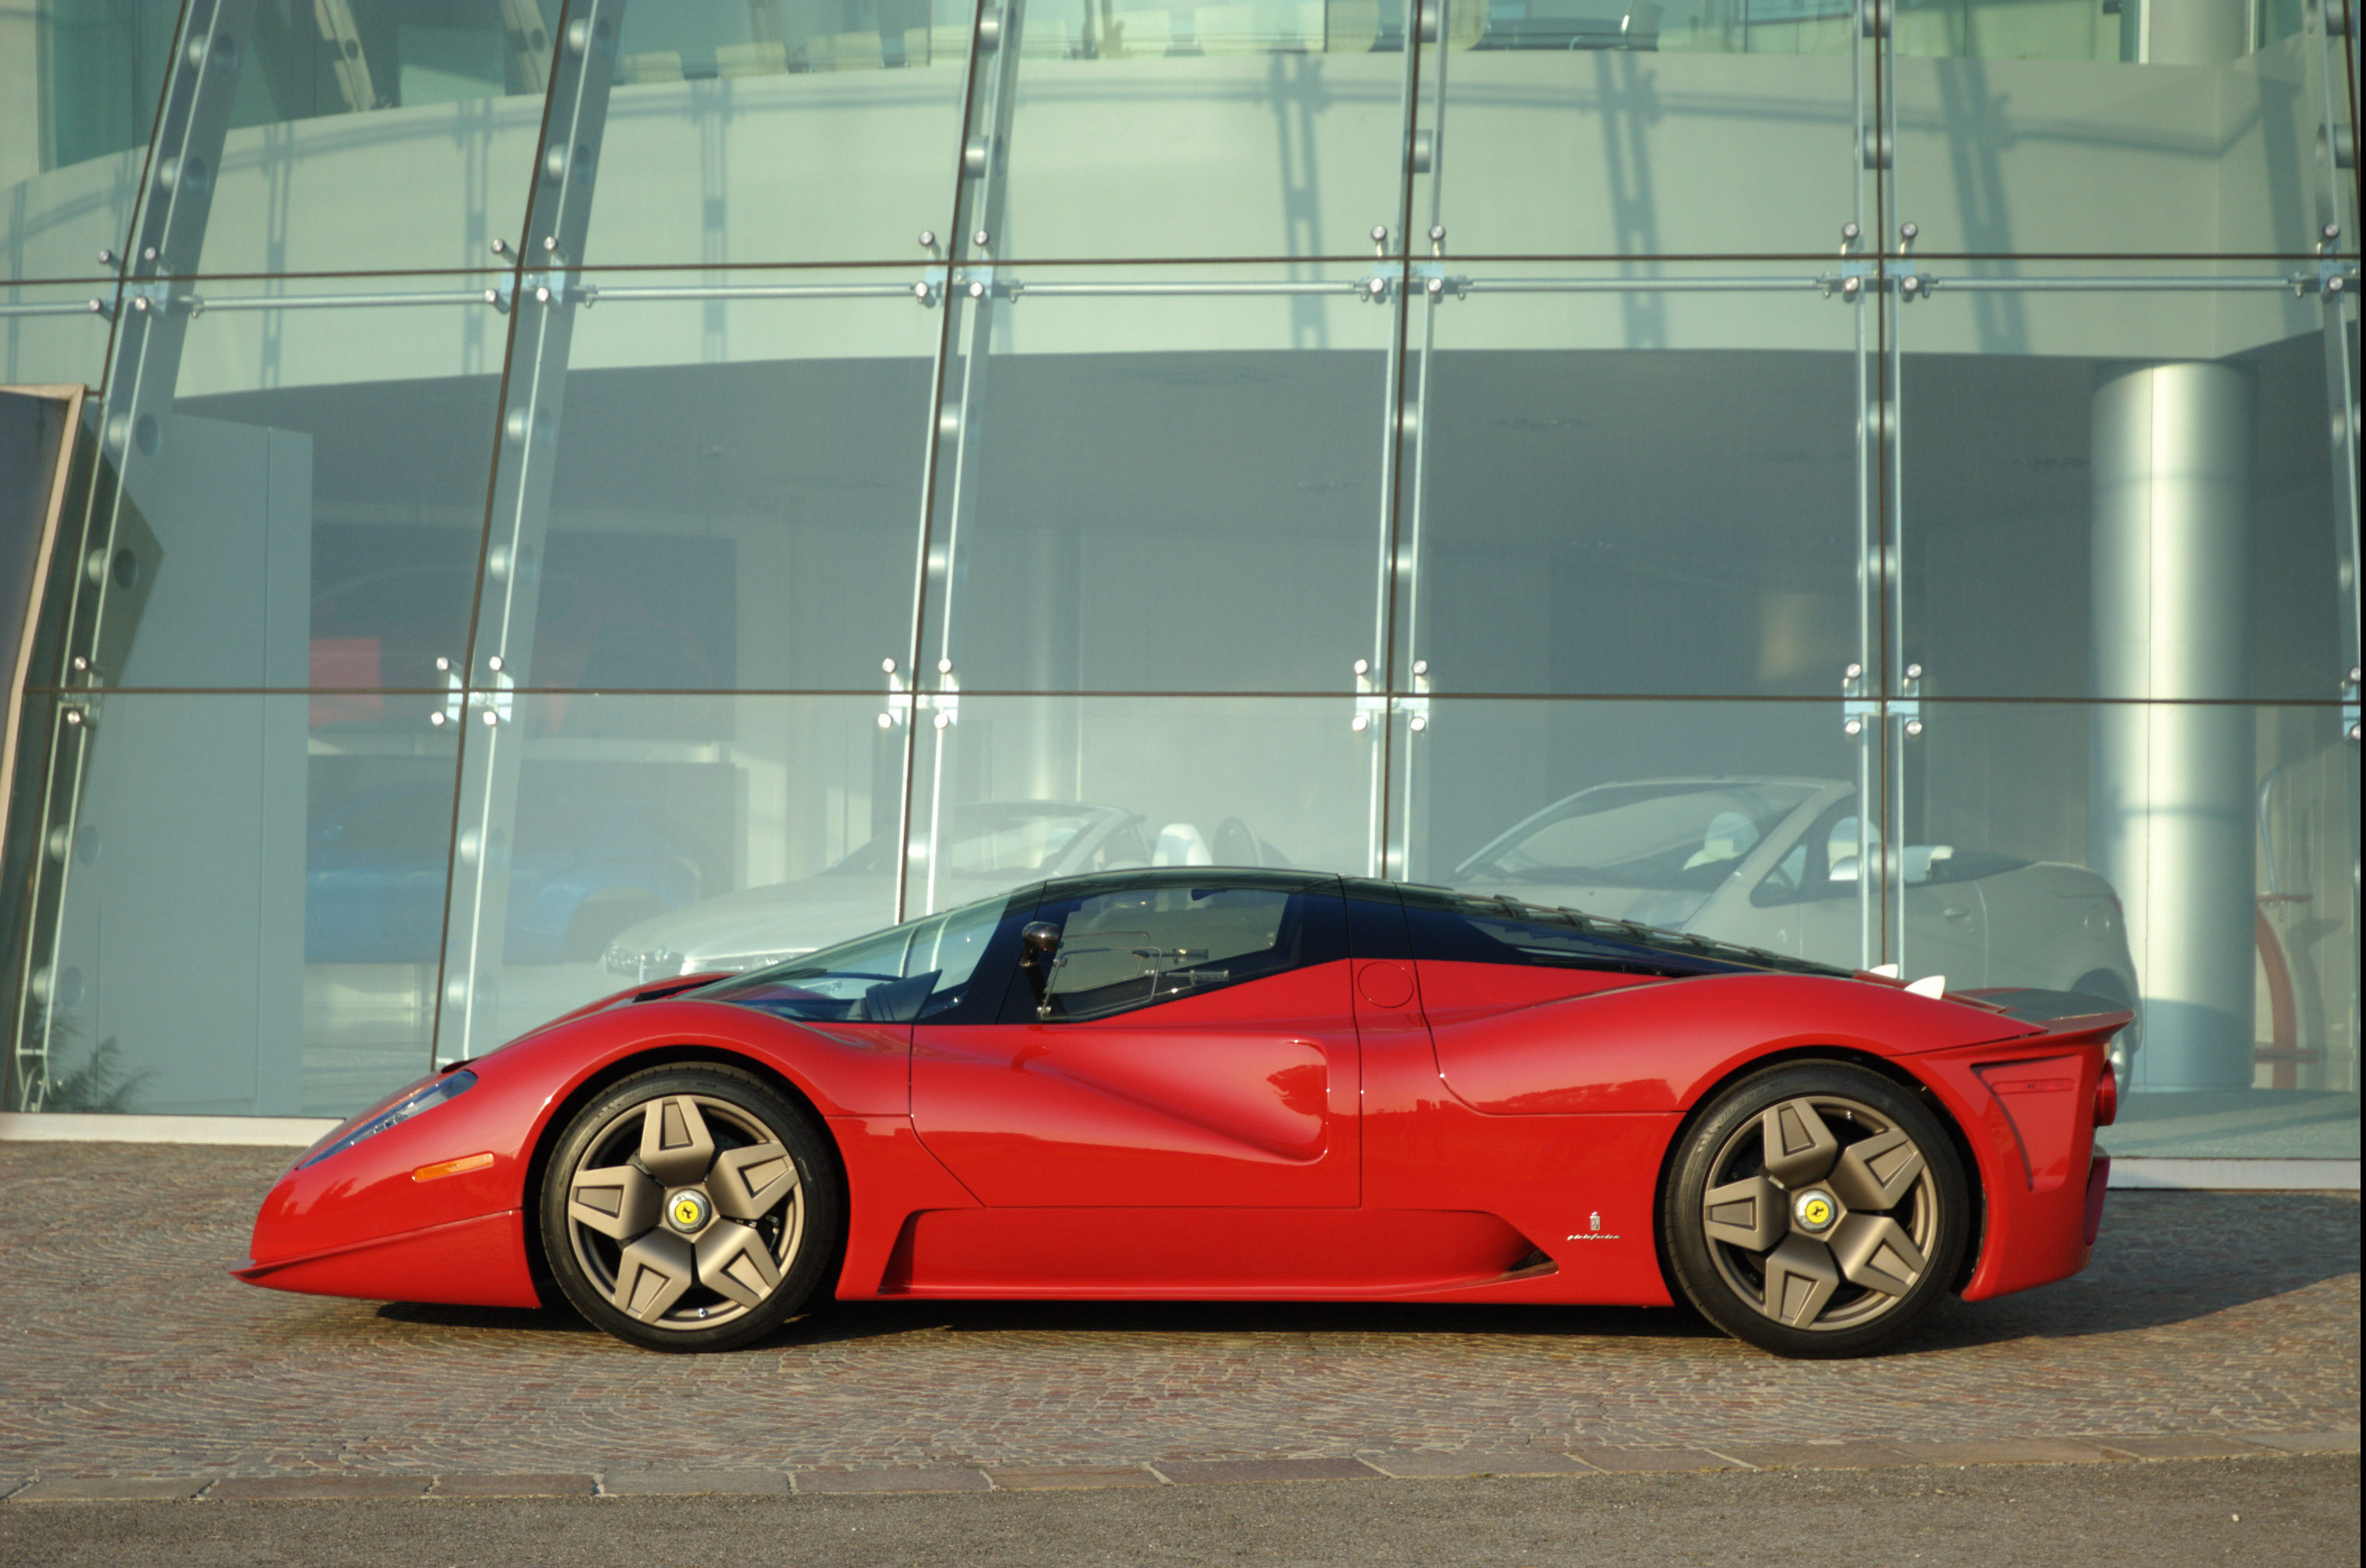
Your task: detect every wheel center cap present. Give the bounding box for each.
[1793,1190,1839,1233]
[665,1189,713,1234]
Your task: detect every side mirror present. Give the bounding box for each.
[1019,921,1063,1017]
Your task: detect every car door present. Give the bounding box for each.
[909,873,1359,1208]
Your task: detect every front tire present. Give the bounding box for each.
[540,1063,842,1352]
[1663,1060,1969,1359]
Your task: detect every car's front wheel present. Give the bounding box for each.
[540,1063,841,1352]
[1663,1060,1970,1359]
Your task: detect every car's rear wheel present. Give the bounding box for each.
[1663,1060,1969,1359]
[539,1063,840,1352]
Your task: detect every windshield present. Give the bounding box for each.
[820,803,1117,880]
[694,893,1011,1023]
[1460,782,1822,891]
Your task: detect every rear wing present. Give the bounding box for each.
[1956,987,2135,1041]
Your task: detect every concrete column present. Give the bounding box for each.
[2090,360,2257,1092]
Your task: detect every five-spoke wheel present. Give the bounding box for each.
[1664,1061,1968,1358]
[540,1064,840,1352]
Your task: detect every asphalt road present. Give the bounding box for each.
[2,1455,2357,1568]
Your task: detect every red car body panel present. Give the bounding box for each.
[237,903,2122,1325]
[1425,965,2048,1115]
[910,962,1361,1208]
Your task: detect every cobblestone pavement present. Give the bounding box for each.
[0,1143,2354,1485]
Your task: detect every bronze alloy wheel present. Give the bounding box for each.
[540,1064,840,1352]
[1663,1061,1970,1359]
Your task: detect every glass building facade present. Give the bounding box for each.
[0,0,2357,1168]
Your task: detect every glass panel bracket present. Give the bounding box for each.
[427,656,512,730]
[879,658,958,732]
[1840,662,1923,738]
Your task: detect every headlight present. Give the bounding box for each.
[297,1070,478,1170]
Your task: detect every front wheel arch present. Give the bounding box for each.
[519,1045,853,1316]
[1650,1046,1988,1309]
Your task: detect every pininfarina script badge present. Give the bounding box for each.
[1566,1211,1621,1241]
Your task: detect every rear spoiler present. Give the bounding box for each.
[1956,986,2134,1039]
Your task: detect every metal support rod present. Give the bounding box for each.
[990,279,1371,297]
[913,0,1029,923]
[582,282,929,302]
[8,0,258,1113]
[171,290,500,311]
[1929,276,2308,292]
[436,0,627,1065]
[1461,276,1828,294]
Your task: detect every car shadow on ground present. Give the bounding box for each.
[362,1192,2357,1355]
[1901,1190,2360,1353]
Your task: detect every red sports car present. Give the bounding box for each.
[237,870,2125,1359]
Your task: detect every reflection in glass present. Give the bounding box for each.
[585,0,969,265]
[179,0,555,272]
[1900,285,2341,701]
[1890,2,2347,254]
[450,694,900,1049]
[1911,701,2357,1158]
[16,694,456,1119]
[1403,267,1858,696]
[611,800,1151,983]
[1401,698,1876,968]
[1417,0,1860,258]
[904,695,1373,916]
[965,0,1408,260]
[101,283,506,691]
[0,283,115,388]
[520,273,938,692]
[0,0,180,280]
[921,270,1392,693]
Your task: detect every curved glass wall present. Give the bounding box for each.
[1,0,2355,1169]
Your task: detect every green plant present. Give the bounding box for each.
[21,1007,152,1114]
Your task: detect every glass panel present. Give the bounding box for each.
[1401,260,1865,697]
[0,0,181,282]
[904,695,1376,916]
[16,692,457,1117]
[1035,881,1305,1020]
[496,267,938,693]
[1898,263,2347,701]
[1397,697,1879,971]
[958,0,1411,262]
[100,276,505,691]
[701,890,1012,1022]
[171,0,554,275]
[1415,0,1864,258]
[582,0,971,266]
[918,262,1394,694]
[1909,700,2359,1162]
[1,281,117,387]
[1891,2,2348,255]
[441,693,899,1053]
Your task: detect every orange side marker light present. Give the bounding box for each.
[412,1151,495,1183]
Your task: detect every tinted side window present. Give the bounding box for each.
[703,891,1024,1024]
[1400,885,1690,975]
[1344,880,1415,959]
[1032,883,1343,1022]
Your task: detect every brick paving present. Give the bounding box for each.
[0,1143,2354,1491]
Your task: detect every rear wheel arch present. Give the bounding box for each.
[1651,1046,1988,1304]
[520,1045,853,1312]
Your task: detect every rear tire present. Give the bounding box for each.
[1663,1060,1969,1359]
[539,1063,841,1352]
